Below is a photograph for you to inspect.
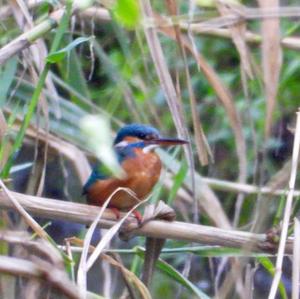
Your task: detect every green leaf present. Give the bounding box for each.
[167,162,188,205]
[62,43,90,99]
[157,259,211,299]
[134,247,210,298]
[126,245,274,258]
[112,0,140,29]
[258,257,288,299]
[0,57,18,107]
[47,37,93,63]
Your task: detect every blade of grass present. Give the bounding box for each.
[77,187,122,297]
[140,1,191,146]
[273,195,286,226]
[47,36,93,63]
[258,257,288,299]
[1,4,72,178]
[158,21,247,187]
[292,218,300,299]
[268,109,300,299]
[167,163,188,205]
[0,65,49,178]
[157,258,211,299]
[0,57,18,106]
[86,194,148,271]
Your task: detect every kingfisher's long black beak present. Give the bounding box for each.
[147,138,188,146]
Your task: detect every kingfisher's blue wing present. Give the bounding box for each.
[82,166,107,195]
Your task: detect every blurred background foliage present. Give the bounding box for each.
[0,0,299,298]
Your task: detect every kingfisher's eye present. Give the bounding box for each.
[144,134,157,140]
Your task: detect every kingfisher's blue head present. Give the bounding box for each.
[114,123,188,148]
[83,123,188,193]
[114,124,160,145]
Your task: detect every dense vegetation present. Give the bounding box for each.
[0,0,299,298]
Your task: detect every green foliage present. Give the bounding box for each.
[0,58,18,106]
[1,1,300,298]
[112,0,141,29]
[0,5,73,178]
[167,162,188,205]
[157,259,211,299]
[47,37,93,63]
[258,257,288,299]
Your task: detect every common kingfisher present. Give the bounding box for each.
[83,123,187,221]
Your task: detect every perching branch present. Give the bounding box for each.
[0,189,293,254]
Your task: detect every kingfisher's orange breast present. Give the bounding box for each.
[86,149,162,210]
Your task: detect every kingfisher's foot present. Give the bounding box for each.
[132,210,142,225]
[110,207,121,220]
[110,207,142,225]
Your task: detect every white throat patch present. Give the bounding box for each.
[115,140,129,148]
[142,144,158,153]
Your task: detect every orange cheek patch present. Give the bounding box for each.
[123,136,141,143]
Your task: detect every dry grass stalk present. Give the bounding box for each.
[0,256,80,299]
[0,0,43,20]
[0,188,294,254]
[10,120,91,184]
[77,187,146,297]
[86,195,147,271]
[181,23,300,50]
[292,218,300,299]
[0,230,80,299]
[268,109,300,299]
[200,177,300,197]
[161,153,231,229]
[74,5,300,51]
[0,180,51,241]
[102,254,151,299]
[0,230,62,267]
[2,3,300,70]
[165,0,211,166]
[139,0,191,154]
[0,8,65,65]
[216,2,253,79]
[258,0,282,140]
[76,187,118,297]
[156,22,248,226]
[160,25,247,185]
[71,237,151,299]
